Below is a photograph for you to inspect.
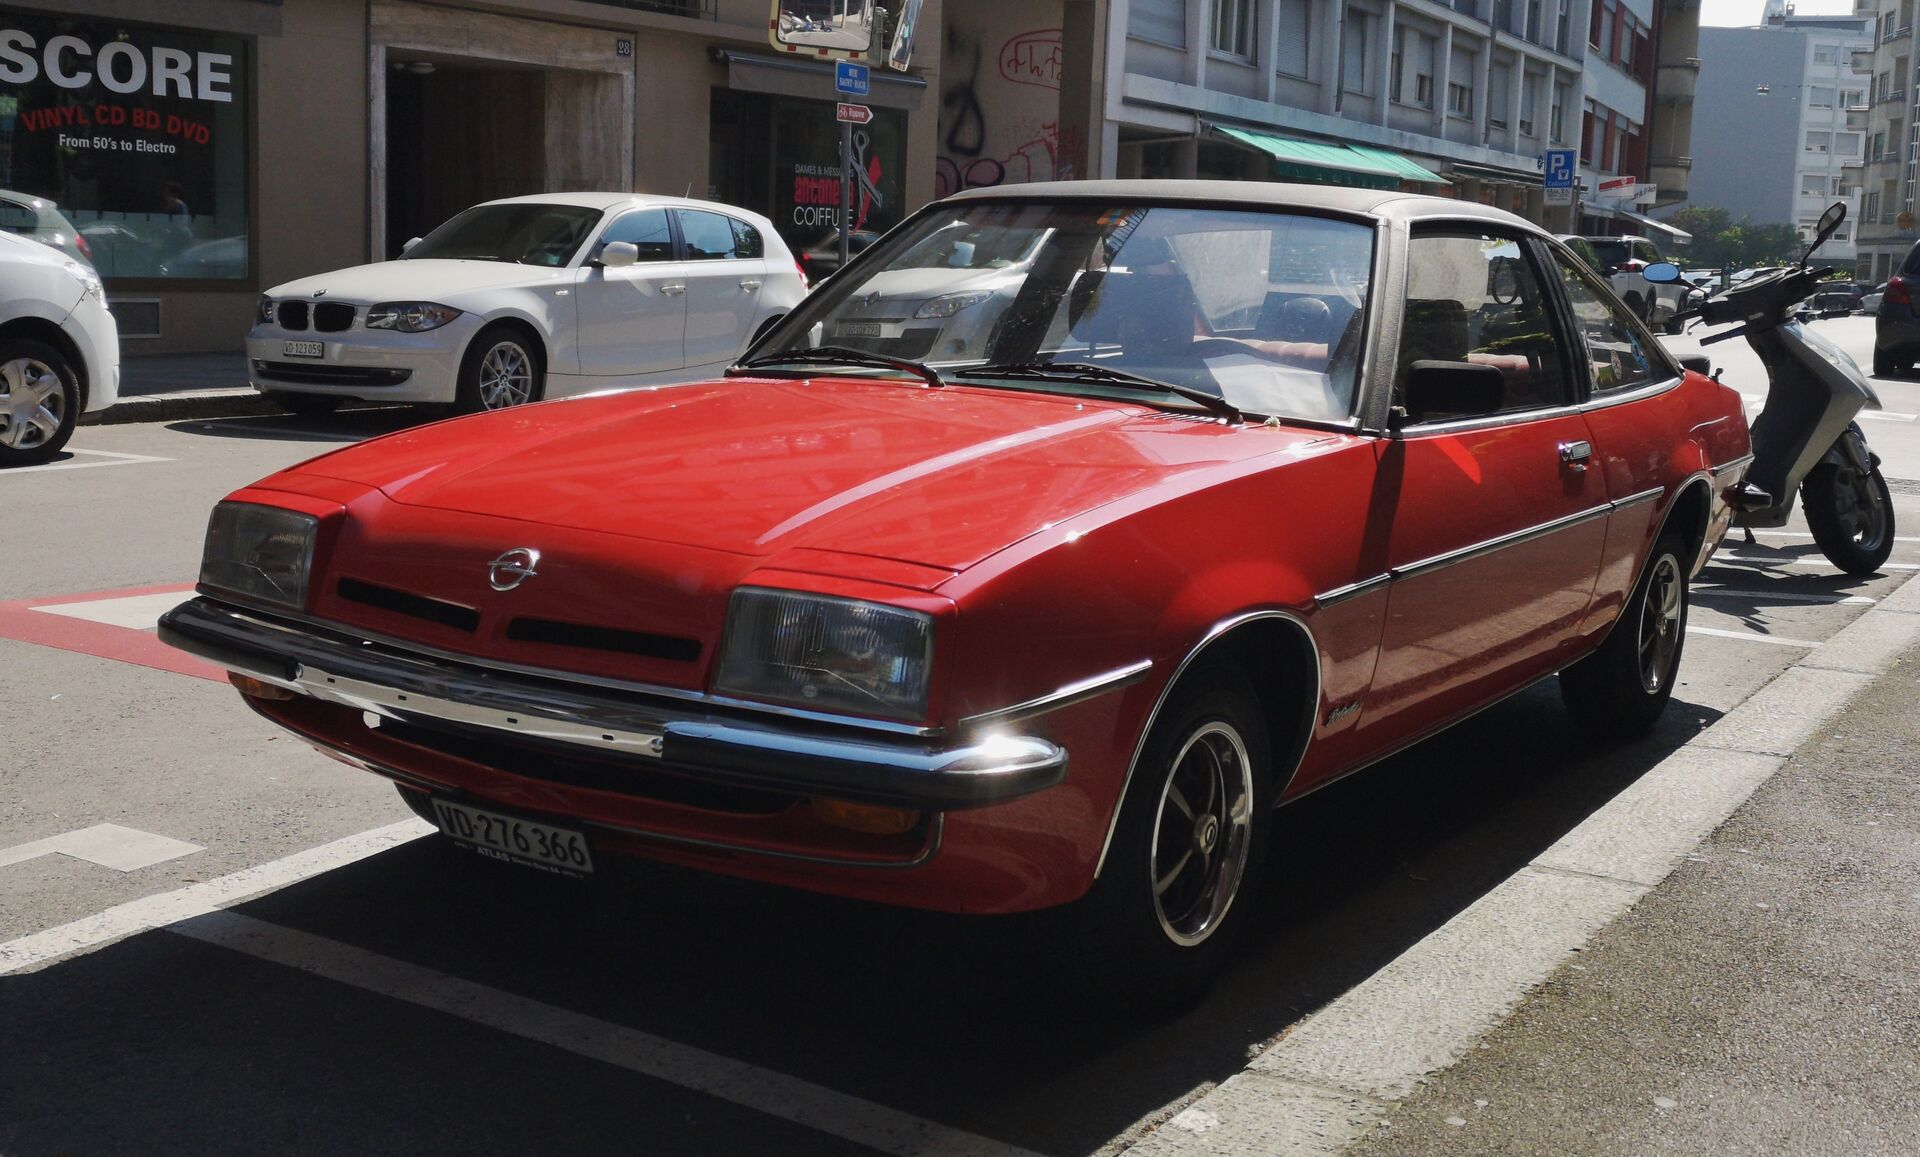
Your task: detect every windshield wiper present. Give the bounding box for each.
[958,361,1244,424]
[732,345,944,388]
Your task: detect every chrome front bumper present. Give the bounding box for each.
[159,597,1066,810]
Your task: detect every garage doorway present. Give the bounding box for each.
[385,57,548,258]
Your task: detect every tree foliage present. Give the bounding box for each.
[1666,206,1805,269]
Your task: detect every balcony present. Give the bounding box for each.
[1884,24,1912,44]
[1655,58,1700,104]
[1650,154,1692,201]
[1878,88,1909,105]
[1853,50,1876,73]
[1848,108,1871,130]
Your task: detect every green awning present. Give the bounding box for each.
[1211,124,1449,186]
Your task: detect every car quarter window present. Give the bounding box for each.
[677,209,748,260]
[1393,230,1574,418]
[599,209,674,261]
[729,218,764,259]
[1549,247,1676,394]
[0,199,37,233]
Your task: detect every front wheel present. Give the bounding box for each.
[0,338,81,467]
[455,327,544,414]
[1803,460,1895,576]
[1049,664,1272,1006]
[1561,528,1690,738]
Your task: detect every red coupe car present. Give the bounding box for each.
[163,182,1753,996]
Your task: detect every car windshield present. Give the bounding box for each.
[405,203,603,266]
[1587,239,1631,270]
[755,202,1376,424]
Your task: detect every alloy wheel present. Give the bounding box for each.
[1149,721,1255,947]
[476,342,534,410]
[1638,553,1684,693]
[0,357,66,450]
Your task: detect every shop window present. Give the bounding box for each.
[0,13,250,281]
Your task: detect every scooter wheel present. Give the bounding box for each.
[1803,463,1896,576]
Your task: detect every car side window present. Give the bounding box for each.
[1634,240,1661,265]
[0,199,37,235]
[729,218,764,259]
[1550,249,1676,395]
[677,210,743,261]
[599,209,674,262]
[1393,230,1574,417]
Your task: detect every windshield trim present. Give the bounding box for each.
[402,202,609,267]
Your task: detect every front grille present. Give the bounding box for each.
[338,578,479,632]
[868,329,939,360]
[277,301,309,330]
[380,716,798,815]
[506,617,701,663]
[252,360,412,387]
[313,303,356,332]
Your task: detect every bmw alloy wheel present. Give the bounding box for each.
[476,341,534,410]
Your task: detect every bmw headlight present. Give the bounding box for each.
[914,291,993,319]
[257,294,275,324]
[199,502,319,610]
[366,302,461,332]
[714,588,935,721]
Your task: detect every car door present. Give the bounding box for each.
[574,207,688,378]
[673,208,768,371]
[1355,227,1612,747]
[1543,241,1689,635]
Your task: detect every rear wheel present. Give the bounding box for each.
[1804,460,1895,576]
[263,391,342,418]
[0,338,80,467]
[1873,346,1899,377]
[1561,528,1690,737]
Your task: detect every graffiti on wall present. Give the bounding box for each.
[936,23,1073,198]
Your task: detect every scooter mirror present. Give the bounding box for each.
[1642,261,1682,284]
[1817,201,1848,241]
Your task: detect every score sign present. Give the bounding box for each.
[835,102,873,125]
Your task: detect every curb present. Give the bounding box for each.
[1126,566,1920,1156]
[81,390,386,426]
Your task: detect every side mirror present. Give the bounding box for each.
[1399,360,1505,425]
[596,241,639,269]
[400,236,423,254]
[1642,261,1681,283]
[1678,354,1712,376]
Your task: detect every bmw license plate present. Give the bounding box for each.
[283,340,324,359]
[430,798,594,876]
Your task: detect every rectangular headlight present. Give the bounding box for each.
[199,501,319,610]
[714,588,934,722]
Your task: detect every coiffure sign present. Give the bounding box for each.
[0,28,236,102]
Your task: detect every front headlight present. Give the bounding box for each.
[366,302,461,332]
[257,294,275,324]
[914,291,993,319]
[199,502,319,610]
[714,588,934,722]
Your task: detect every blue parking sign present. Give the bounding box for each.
[835,61,870,97]
[1543,149,1576,190]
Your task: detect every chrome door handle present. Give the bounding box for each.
[660,283,686,297]
[738,279,762,291]
[1559,440,1592,471]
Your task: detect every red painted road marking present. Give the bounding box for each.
[0,583,223,681]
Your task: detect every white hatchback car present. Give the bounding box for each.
[0,230,120,466]
[247,193,806,415]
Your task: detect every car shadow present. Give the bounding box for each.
[0,683,1725,1156]
[165,407,432,444]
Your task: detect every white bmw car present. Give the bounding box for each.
[0,230,119,466]
[247,193,807,415]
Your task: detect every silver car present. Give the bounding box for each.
[0,191,93,268]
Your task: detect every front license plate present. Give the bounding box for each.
[430,799,594,876]
[283,340,324,358]
[834,322,883,338]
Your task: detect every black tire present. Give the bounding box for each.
[454,325,544,414]
[1663,315,1686,336]
[1561,528,1690,738]
[1803,461,1896,576]
[1050,663,1273,1006]
[263,391,343,418]
[1873,347,1899,377]
[0,336,81,466]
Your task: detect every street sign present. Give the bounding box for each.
[835,102,873,125]
[834,60,870,97]
[1543,148,1576,190]
[1545,187,1573,205]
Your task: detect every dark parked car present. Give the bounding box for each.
[1808,280,1871,314]
[1873,241,1920,374]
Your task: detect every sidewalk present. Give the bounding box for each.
[86,351,324,425]
[1342,638,1920,1155]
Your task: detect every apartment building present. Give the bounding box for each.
[1851,0,1919,279]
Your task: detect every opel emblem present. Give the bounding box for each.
[487,548,540,591]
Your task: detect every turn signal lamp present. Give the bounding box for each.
[811,798,921,835]
[229,673,297,701]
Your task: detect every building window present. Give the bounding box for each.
[1802,174,1830,196]
[1342,10,1370,94]
[1556,0,1571,54]
[1838,131,1863,156]
[1526,0,1543,42]
[1489,63,1512,128]
[1212,0,1255,58]
[1807,131,1831,153]
[1131,0,1189,47]
[1519,74,1537,135]
[1865,190,1881,221]
[1810,86,1834,108]
[1418,73,1435,107]
[0,13,252,281]
[1843,88,1866,108]
[1275,0,1312,77]
[1552,83,1567,141]
[1390,49,1403,101]
[1814,44,1837,64]
[1448,81,1473,117]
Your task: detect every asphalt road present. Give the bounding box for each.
[3,320,1917,1156]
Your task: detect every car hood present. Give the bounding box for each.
[265,259,569,304]
[289,377,1318,573]
[847,266,1020,309]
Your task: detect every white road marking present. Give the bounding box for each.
[0,819,430,973]
[171,911,1043,1157]
[1687,625,1821,647]
[1692,589,1876,606]
[0,824,202,872]
[1858,409,1918,422]
[1717,556,1920,571]
[0,448,172,474]
[1745,530,1920,543]
[30,591,192,630]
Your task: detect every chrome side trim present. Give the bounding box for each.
[1093,609,1321,878]
[1394,503,1614,581]
[1612,485,1664,509]
[1577,375,1684,412]
[1314,573,1390,608]
[1711,452,1757,479]
[959,659,1154,733]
